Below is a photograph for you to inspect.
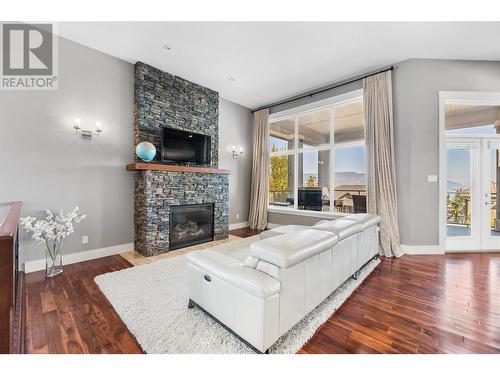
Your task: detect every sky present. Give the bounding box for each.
[447,148,496,188]
[446,124,496,135]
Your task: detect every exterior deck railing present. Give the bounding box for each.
[447,192,497,228]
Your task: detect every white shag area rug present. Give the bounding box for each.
[95,235,380,354]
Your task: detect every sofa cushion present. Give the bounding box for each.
[259,225,310,239]
[187,250,281,298]
[244,255,260,268]
[313,219,363,240]
[343,213,381,230]
[258,231,283,240]
[250,229,338,268]
[256,260,280,279]
[314,219,330,226]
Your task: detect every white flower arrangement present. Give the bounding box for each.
[21,206,86,276]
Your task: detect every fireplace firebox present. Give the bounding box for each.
[169,203,215,250]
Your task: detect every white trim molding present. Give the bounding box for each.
[269,89,363,121]
[24,242,134,273]
[266,223,281,229]
[401,244,444,255]
[229,221,248,230]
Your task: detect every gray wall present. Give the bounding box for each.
[0,37,254,264]
[393,59,500,245]
[219,99,253,225]
[0,36,135,264]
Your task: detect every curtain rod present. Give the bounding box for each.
[251,65,394,113]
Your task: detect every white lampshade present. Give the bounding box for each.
[73,118,82,130]
[95,121,103,133]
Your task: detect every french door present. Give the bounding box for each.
[446,137,500,251]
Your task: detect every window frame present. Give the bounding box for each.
[268,89,364,214]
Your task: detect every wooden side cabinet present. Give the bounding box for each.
[0,201,22,354]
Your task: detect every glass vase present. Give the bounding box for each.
[45,240,63,277]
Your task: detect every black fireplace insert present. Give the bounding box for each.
[169,203,215,250]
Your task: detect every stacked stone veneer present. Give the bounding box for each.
[133,62,228,256]
[135,170,229,256]
[134,61,219,167]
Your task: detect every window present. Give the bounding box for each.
[268,94,366,214]
[269,118,295,152]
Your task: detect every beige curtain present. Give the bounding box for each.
[363,71,403,257]
[248,109,270,230]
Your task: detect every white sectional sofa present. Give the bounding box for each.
[186,213,381,353]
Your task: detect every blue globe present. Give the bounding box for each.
[136,142,156,162]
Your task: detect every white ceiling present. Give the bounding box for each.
[57,22,500,109]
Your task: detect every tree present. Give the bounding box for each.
[447,191,467,224]
[306,175,318,187]
[269,144,289,191]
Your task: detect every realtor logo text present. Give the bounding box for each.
[1,23,58,90]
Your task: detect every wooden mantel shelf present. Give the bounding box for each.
[126,163,231,174]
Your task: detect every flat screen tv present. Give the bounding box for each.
[298,187,323,208]
[161,127,211,165]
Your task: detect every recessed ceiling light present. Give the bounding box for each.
[228,77,235,82]
[163,44,171,51]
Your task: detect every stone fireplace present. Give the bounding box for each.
[133,168,229,256]
[129,62,229,256]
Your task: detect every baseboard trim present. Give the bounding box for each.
[24,242,134,273]
[229,221,248,230]
[243,225,443,255]
[266,223,280,229]
[401,244,444,255]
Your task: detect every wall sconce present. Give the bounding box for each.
[232,145,244,159]
[73,118,103,140]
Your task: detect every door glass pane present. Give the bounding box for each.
[269,155,295,208]
[489,149,500,237]
[269,119,295,152]
[298,109,331,148]
[298,151,330,212]
[447,148,472,237]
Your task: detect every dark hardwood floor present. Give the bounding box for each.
[300,252,500,354]
[25,255,143,353]
[228,227,264,238]
[24,228,500,354]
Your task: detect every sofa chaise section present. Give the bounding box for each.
[187,250,281,353]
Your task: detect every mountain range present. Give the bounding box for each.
[303,172,366,186]
[334,172,366,185]
[303,172,472,192]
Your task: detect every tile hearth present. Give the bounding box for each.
[121,235,241,266]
